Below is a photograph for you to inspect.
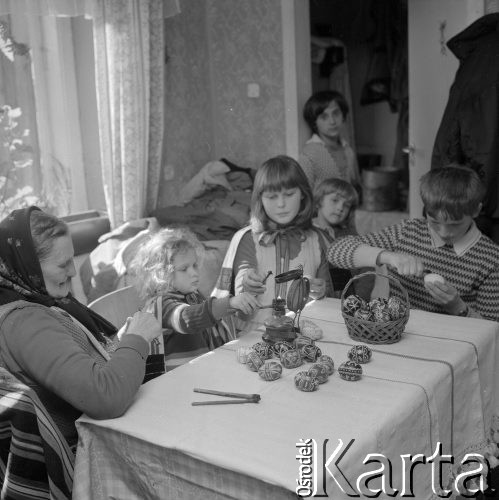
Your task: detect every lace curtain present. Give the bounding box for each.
[0,0,180,227]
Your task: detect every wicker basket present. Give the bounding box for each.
[340,271,410,344]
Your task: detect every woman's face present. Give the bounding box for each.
[39,235,76,298]
[315,100,345,142]
[261,187,302,226]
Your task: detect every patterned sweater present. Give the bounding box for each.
[143,291,231,377]
[299,134,360,190]
[327,218,499,321]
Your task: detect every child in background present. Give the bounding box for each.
[327,165,499,321]
[299,90,360,192]
[313,177,359,295]
[130,227,259,378]
[212,155,333,330]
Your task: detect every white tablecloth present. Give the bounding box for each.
[73,299,499,499]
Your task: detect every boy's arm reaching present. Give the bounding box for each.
[327,221,425,275]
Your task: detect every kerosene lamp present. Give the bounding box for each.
[262,266,310,344]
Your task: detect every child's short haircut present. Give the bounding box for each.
[303,90,349,134]
[314,177,359,211]
[420,165,485,220]
[130,227,203,299]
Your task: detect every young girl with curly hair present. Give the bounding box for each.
[131,227,258,378]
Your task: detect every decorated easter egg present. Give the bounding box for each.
[298,319,323,340]
[348,345,372,364]
[371,306,392,323]
[258,360,283,381]
[294,335,315,350]
[317,354,335,374]
[338,360,363,381]
[246,350,264,372]
[424,273,445,285]
[272,341,295,357]
[387,296,406,320]
[300,344,322,362]
[280,348,303,369]
[252,341,273,360]
[308,363,330,384]
[294,371,319,392]
[369,297,389,310]
[236,346,253,364]
[354,308,373,322]
[342,294,365,316]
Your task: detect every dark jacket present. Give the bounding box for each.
[431,13,499,217]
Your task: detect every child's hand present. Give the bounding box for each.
[242,268,267,295]
[424,279,464,315]
[229,292,261,315]
[377,251,425,276]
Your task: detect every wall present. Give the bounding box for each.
[159,0,286,207]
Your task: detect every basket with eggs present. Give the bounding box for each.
[341,271,410,344]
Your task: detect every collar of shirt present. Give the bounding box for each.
[312,218,336,240]
[427,219,481,256]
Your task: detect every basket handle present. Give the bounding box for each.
[340,270,410,307]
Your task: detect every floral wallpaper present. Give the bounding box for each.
[159,0,286,207]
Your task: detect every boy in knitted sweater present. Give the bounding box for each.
[327,165,499,321]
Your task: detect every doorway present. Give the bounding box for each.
[308,0,408,215]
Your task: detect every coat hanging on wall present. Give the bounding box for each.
[431,13,499,222]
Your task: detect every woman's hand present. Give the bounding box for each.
[242,268,267,295]
[424,279,465,315]
[119,311,162,343]
[377,251,425,276]
[229,292,261,315]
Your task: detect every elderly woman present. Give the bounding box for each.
[0,206,161,447]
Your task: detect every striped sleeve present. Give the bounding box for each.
[475,263,499,322]
[233,231,257,294]
[327,223,405,268]
[162,298,217,334]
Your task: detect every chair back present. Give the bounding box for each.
[0,368,74,499]
[87,285,142,328]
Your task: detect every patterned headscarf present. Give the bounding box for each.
[0,206,116,341]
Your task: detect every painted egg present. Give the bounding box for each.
[348,345,372,364]
[369,297,389,310]
[298,319,323,340]
[246,350,264,372]
[300,344,322,362]
[424,273,445,285]
[342,294,365,316]
[371,306,392,322]
[258,360,283,381]
[294,335,315,350]
[294,371,319,392]
[338,360,363,381]
[280,348,303,369]
[272,341,295,357]
[308,363,330,383]
[252,341,273,360]
[236,346,253,364]
[317,354,335,375]
[387,296,406,320]
[354,308,373,322]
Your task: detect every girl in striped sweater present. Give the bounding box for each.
[131,228,259,378]
[327,165,499,321]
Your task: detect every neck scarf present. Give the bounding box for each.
[0,206,116,341]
